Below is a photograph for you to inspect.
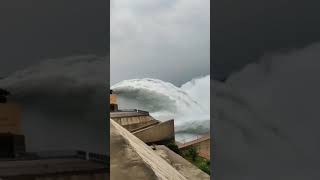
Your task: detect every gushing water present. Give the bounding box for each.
[111,75,210,134]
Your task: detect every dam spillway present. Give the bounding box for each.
[109,89,211,179]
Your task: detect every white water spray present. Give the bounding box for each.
[111,75,210,134]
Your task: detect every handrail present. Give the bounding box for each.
[113,109,150,115]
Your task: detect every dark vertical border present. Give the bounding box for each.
[210,0,215,179]
[106,0,111,177]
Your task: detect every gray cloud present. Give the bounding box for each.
[0,0,107,77]
[0,1,109,155]
[213,0,320,79]
[111,0,210,86]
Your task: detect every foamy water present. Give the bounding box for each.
[111,75,210,135]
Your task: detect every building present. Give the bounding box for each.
[178,133,210,160]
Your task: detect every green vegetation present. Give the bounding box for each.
[166,142,182,155]
[183,146,198,161]
[165,143,210,175]
[182,147,210,175]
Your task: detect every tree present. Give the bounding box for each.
[186,147,198,161]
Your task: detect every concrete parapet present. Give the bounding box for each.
[133,119,175,144]
[154,145,210,179]
[110,111,149,118]
[111,115,158,131]
[110,119,187,180]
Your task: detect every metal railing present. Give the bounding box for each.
[113,109,150,115]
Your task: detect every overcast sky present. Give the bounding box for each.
[0,0,107,78]
[0,0,108,154]
[2,1,320,84]
[110,0,210,86]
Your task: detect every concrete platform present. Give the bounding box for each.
[110,119,187,180]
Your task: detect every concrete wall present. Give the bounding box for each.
[111,115,157,131]
[133,120,175,144]
[179,137,210,160]
[195,139,210,160]
[0,103,22,134]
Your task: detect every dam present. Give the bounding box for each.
[110,90,210,179]
[110,89,175,144]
